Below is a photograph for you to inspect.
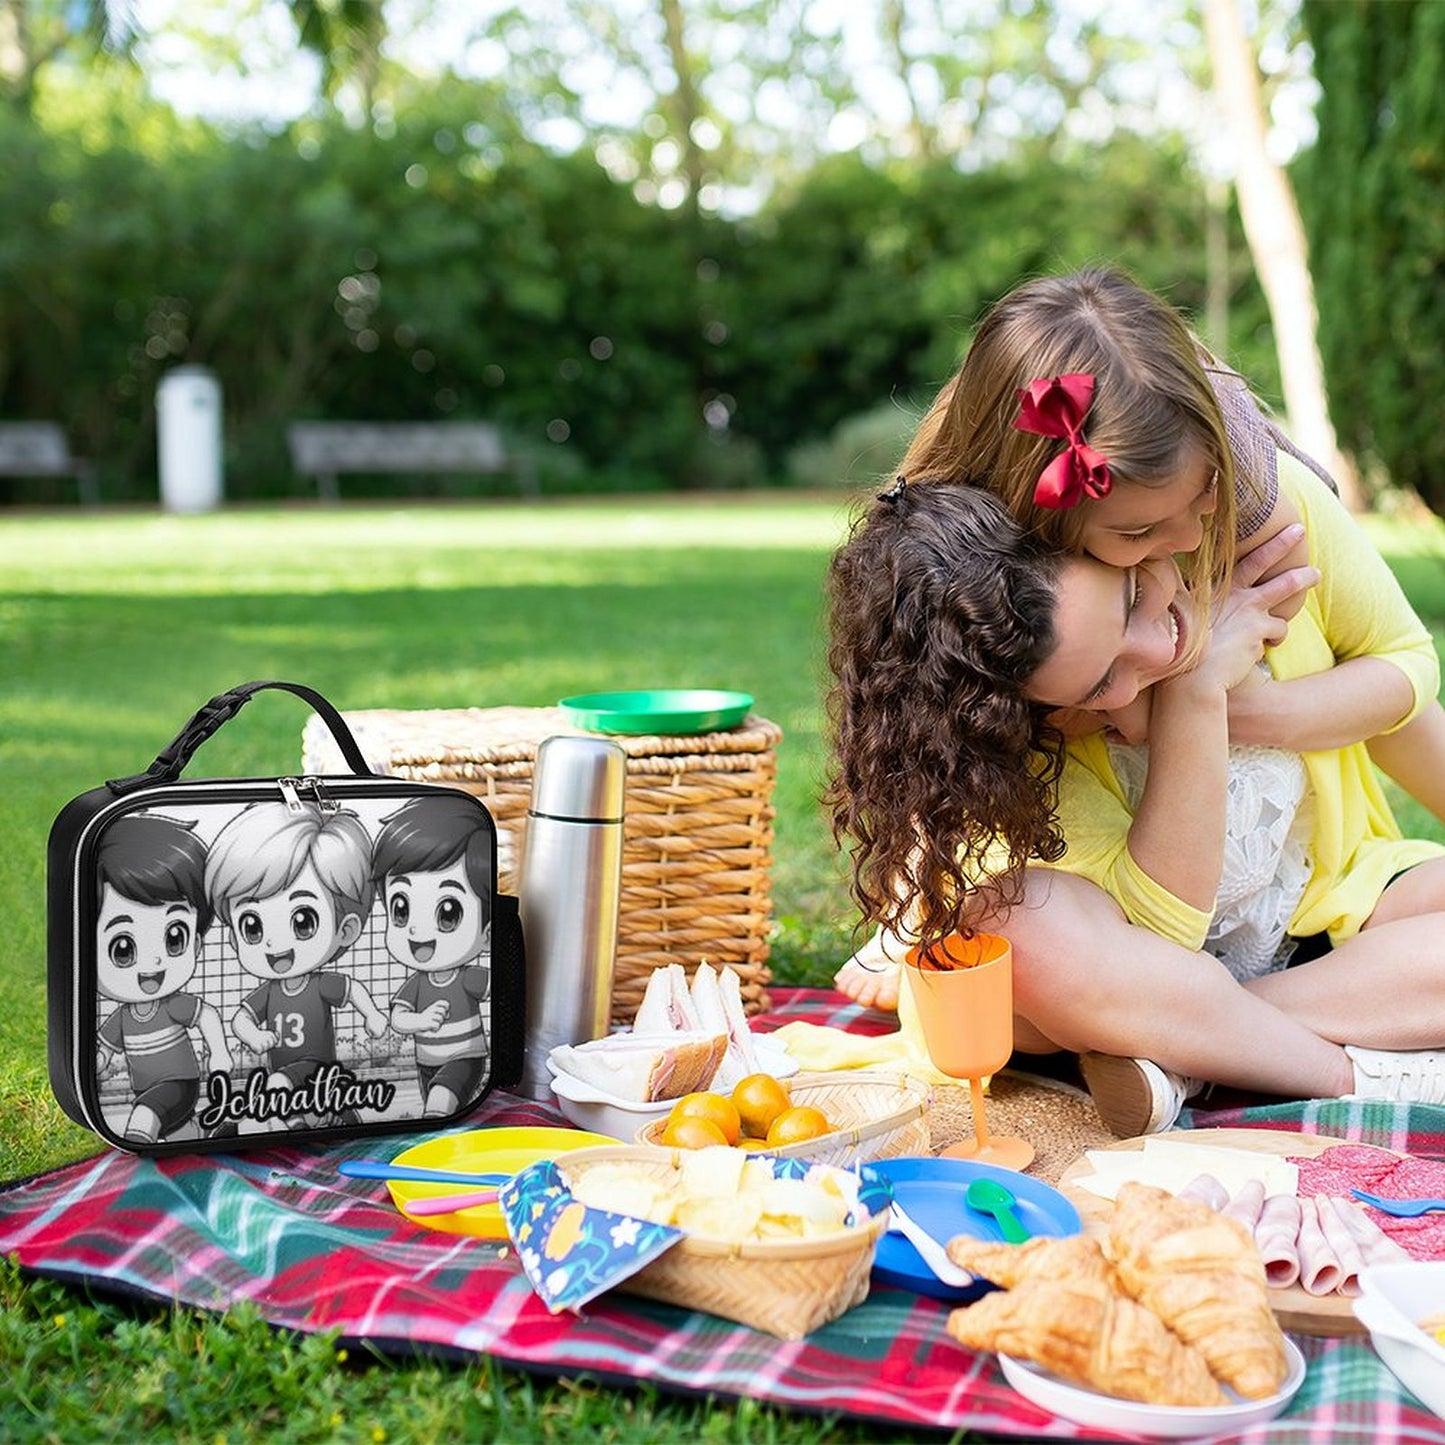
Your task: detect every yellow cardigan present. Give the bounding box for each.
[1041,459,1444,949]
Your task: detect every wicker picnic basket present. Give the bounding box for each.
[300,704,781,1023]
[636,1071,933,1166]
[557,1144,889,1339]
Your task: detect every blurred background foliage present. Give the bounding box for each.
[0,0,1437,506]
[1298,0,1445,507]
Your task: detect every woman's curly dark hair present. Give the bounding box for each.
[825,482,1067,952]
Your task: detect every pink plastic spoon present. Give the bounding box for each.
[402,1187,501,1217]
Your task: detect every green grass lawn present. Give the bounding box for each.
[4,496,1445,1444]
[0,495,917,1445]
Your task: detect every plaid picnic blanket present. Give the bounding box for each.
[5,987,1445,1442]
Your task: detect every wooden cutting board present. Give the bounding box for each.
[1057,1127,1374,1338]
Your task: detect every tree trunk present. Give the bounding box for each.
[1201,0,1363,509]
[1203,176,1230,356]
[658,0,705,224]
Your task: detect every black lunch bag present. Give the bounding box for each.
[47,680,525,1154]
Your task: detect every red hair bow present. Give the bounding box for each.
[1013,372,1112,509]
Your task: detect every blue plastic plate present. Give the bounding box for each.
[865,1156,1083,1303]
[558,689,753,735]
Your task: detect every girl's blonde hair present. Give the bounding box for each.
[898,266,1244,602]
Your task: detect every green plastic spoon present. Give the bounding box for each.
[965,1177,1032,1244]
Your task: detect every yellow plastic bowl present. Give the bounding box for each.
[387,1126,617,1238]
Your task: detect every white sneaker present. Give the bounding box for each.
[1080,1053,1203,1138]
[1345,1045,1445,1105]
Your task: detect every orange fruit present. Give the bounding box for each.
[667,1091,741,1146]
[731,1073,791,1139]
[659,1115,729,1150]
[765,1104,831,1146]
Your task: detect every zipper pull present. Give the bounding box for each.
[278,777,305,813]
[303,775,339,813]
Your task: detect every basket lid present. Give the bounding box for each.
[559,689,754,736]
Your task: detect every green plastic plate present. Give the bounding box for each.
[558,688,754,735]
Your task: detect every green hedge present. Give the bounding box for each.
[0,75,1271,502]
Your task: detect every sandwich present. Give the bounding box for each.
[549,1031,728,1103]
[635,962,761,1091]
[633,962,703,1034]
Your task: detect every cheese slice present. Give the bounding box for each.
[1076,1135,1299,1202]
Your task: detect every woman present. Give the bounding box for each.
[811,469,1445,1133]
[832,268,1445,1048]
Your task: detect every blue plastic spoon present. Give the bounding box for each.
[340,1160,509,1187]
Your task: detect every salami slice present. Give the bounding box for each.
[1291,1145,1445,1261]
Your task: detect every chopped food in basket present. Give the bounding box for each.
[500,1147,894,1319]
[499,1160,684,1312]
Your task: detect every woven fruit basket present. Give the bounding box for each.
[636,1070,932,1166]
[557,1144,890,1339]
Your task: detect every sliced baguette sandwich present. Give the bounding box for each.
[549,1031,728,1103]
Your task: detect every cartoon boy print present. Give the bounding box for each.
[205,802,388,1097]
[95,814,233,1144]
[372,794,493,1117]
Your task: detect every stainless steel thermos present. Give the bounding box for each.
[516,734,626,1099]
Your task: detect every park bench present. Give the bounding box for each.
[0,423,98,505]
[286,421,538,502]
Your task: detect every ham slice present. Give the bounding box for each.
[1255,1194,1303,1290]
[1221,1177,1267,1234]
[1336,1196,1411,1269]
[1309,1195,1366,1295]
[1178,1173,1231,1212]
[1296,1195,1344,1296]
[1192,1165,1417,1297]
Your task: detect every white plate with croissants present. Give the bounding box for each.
[945,1181,1307,1434]
[999,1339,1305,1437]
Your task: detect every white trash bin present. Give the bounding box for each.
[157,365,223,513]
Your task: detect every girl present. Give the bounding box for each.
[814,476,1445,1133]
[834,266,1445,1012]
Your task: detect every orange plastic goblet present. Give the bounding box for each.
[903,932,1034,1171]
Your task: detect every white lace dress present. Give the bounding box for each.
[1106,740,1315,982]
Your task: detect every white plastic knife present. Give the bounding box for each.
[887,1202,975,1288]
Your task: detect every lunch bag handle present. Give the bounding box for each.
[107,680,375,793]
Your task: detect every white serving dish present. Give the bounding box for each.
[999,1338,1305,1439]
[1355,1262,1445,1418]
[548,1070,676,1142]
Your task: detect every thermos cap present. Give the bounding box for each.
[529,734,627,821]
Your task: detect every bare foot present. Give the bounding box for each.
[833,931,902,1011]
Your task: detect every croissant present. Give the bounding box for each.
[946,1275,1226,1408]
[1108,1181,1288,1399]
[945,1232,1112,1288]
